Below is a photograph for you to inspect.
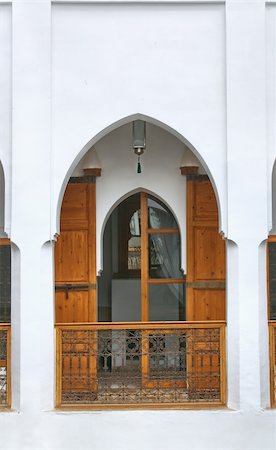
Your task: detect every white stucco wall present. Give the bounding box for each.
[92,123,190,273]
[268,5,276,234]
[0,4,11,236]
[0,162,5,236]
[0,1,275,450]
[51,2,227,236]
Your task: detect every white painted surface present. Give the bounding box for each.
[0,162,5,236]
[95,123,187,273]
[51,3,227,234]
[226,2,267,411]
[0,5,11,236]
[0,1,275,449]
[11,0,51,421]
[267,5,276,233]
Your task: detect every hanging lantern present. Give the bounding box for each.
[132,120,146,174]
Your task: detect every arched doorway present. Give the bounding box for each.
[0,161,11,408]
[267,161,276,407]
[54,121,226,408]
[98,191,184,323]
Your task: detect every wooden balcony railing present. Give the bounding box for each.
[269,322,276,407]
[0,324,11,408]
[56,321,226,409]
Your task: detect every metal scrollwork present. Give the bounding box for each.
[0,330,7,405]
[60,326,222,406]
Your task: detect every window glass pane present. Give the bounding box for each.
[148,196,177,229]
[269,242,276,320]
[149,234,182,279]
[0,243,11,323]
[149,284,185,321]
[111,280,141,322]
[128,210,141,270]
[98,193,141,322]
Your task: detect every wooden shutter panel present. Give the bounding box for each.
[55,182,96,323]
[186,178,226,321]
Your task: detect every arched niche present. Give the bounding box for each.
[55,117,223,276]
[98,190,184,322]
[100,187,182,274]
[268,160,276,320]
[55,114,223,238]
[55,121,225,323]
[54,117,227,408]
[0,159,11,408]
[266,160,276,406]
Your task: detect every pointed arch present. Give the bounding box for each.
[99,187,182,271]
[56,113,222,236]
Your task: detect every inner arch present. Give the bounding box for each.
[98,191,185,323]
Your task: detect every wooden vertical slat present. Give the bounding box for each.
[55,180,97,324]
[141,192,149,385]
[88,182,97,322]
[141,330,149,388]
[220,324,226,404]
[0,239,10,246]
[6,326,11,407]
[186,180,195,286]
[186,180,195,321]
[141,192,149,322]
[186,178,226,321]
[186,178,226,397]
[269,323,276,407]
[55,176,99,404]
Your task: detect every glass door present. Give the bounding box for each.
[139,192,186,388]
[98,192,186,391]
[140,192,185,322]
[98,191,185,322]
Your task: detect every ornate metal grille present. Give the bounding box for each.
[0,328,9,406]
[270,323,276,407]
[274,328,276,405]
[56,323,225,407]
[274,327,276,405]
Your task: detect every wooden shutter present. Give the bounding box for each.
[186,178,225,397]
[55,181,96,323]
[186,178,226,321]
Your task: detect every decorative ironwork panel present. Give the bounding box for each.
[270,324,276,407]
[274,328,276,405]
[272,324,276,406]
[0,329,8,405]
[58,324,224,406]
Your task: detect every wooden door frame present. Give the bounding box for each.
[140,192,186,388]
